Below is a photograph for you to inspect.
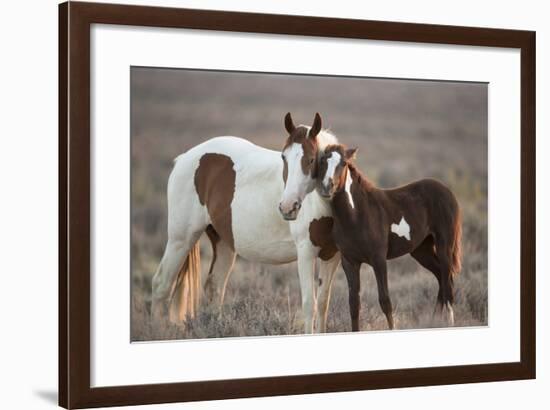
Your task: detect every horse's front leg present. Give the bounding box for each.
[316,253,340,333]
[296,244,318,334]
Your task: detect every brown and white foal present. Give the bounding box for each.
[318,145,462,330]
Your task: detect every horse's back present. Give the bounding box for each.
[168,136,296,264]
[169,136,278,195]
[173,136,273,166]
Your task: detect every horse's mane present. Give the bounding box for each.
[317,129,339,150]
[300,125,338,151]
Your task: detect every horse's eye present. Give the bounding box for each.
[281,154,285,160]
[309,158,314,164]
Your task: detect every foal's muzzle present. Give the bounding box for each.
[279,200,302,221]
[319,180,334,198]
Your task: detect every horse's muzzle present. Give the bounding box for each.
[279,200,301,220]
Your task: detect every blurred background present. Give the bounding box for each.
[131,67,487,341]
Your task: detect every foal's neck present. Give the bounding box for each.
[333,164,376,215]
[346,163,375,193]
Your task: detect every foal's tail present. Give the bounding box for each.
[450,207,463,278]
[169,241,202,322]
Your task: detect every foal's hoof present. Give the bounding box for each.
[432,303,455,327]
[444,302,455,326]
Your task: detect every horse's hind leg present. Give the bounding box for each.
[151,228,203,321]
[151,200,208,322]
[341,256,361,331]
[316,253,340,333]
[204,225,236,307]
[371,257,394,330]
[411,236,444,314]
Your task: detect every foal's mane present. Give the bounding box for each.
[347,161,376,191]
[325,143,376,191]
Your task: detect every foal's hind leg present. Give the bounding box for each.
[371,257,394,330]
[411,236,444,315]
[341,256,361,331]
[203,226,237,307]
[433,237,455,326]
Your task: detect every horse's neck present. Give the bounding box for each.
[307,187,333,215]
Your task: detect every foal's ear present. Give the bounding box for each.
[345,147,358,161]
[284,112,296,134]
[309,113,322,139]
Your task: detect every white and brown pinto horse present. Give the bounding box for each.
[151,113,339,333]
[317,144,462,331]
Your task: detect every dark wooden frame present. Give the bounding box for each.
[59,1,536,408]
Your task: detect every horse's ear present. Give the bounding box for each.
[284,113,296,134]
[309,113,322,139]
[345,147,358,161]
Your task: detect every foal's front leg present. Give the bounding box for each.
[372,257,394,330]
[341,256,361,331]
[296,244,318,334]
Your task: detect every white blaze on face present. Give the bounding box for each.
[344,170,354,208]
[391,216,411,240]
[280,143,309,213]
[323,151,341,188]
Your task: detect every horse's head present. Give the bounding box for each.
[318,144,358,199]
[278,112,322,220]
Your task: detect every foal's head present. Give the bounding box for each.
[318,144,358,199]
[278,112,323,220]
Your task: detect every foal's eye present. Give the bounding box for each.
[309,158,314,164]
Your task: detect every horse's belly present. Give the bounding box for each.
[231,221,297,264]
[235,241,297,264]
[230,185,298,265]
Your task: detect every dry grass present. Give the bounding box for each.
[130,68,488,341]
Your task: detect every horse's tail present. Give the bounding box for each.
[450,207,463,278]
[169,241,202,322]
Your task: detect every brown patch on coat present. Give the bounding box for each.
[194,153,236,250]
[309,217,338,261]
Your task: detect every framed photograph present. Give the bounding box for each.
[59,1,536,408]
